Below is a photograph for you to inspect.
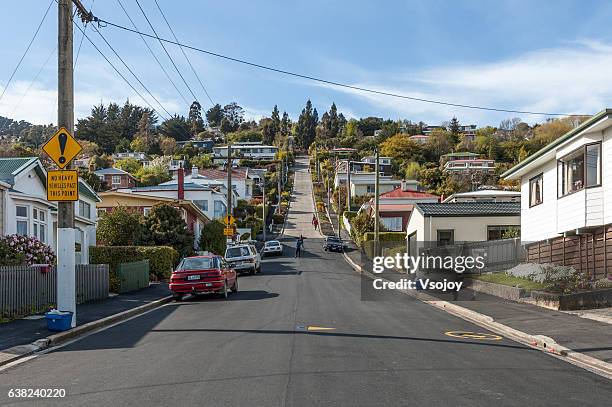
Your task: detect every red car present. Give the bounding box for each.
[169,255,237,301]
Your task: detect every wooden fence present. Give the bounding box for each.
[0,264,109,320]
[526,225,611,280]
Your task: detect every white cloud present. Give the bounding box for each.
[309,40,612,125]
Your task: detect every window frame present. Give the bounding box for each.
[111,175,121,185]
[529,173,544,208]
[436,229,454,246]
[487,225,519,241]
[557,141,602,199]
[78,200,91,219]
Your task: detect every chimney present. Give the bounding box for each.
[401,180,408,191]
[191,166,198,177]
[178,166,185,200]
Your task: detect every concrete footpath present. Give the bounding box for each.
[0,283,171,366]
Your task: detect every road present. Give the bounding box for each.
[1,158,611,406]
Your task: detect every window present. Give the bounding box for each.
[112,175,121,185]
[213,200,227,218]
[487,225,520,241]
[557,142,601,197]
[32,208,47,242]
[16,205,28,236]
[194,200,209,212]
[366,185,375,193]
[143,207,151,216]
[79,200,91,219]
[529,173,543,207]
[381,217,403,231]
[437,230,454,246]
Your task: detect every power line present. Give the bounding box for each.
[0,0,54,104]
[72,20,169,121]
[74,0,95,67]
[94,17,585,117]
[153,0,214,106]
[10,48,55,117]
[116,0,189,106]
[90,23,173,117]
[134,0,199,104]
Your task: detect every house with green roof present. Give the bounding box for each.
[0,157,101,264]
[502,109,611,279]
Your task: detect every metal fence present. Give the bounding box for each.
[0,264,109,320]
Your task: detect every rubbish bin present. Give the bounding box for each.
[45,311,73,332]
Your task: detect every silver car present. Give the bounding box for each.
[225,244,261,275]
[262,240,283,256]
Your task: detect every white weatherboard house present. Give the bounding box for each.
[503,109,612,279]
[0,157,100,264]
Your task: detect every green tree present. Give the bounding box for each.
[199,220,227,255]
[271,105,281,135]
[205,103,223,127]
[190,154,213,169]
[159,136,177,155]
[380,134,421,161]
[138,204,194,257]
[188,101,205,136]
[260,118,276,145]
[160,115,191,141]
[280,111,291,137]
[295,99,318,149]
[403,162,421,180]
[135,165,172,186]
[220,102,245,133]
[114,158,142,175]
[97,207,144,245]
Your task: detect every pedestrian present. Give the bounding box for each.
[312,214,316,225]
[313,218,319,230]
[295,235,304,258]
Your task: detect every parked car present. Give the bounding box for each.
[169,255,237,301]
[225,243,261,275]
[262,240,283,256]
[323,236,344,252]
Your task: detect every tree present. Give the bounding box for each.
[260,118,276,145]
[199,220,226,255]
[78,168,105,192]
[271,105,281,135]
[220,102,244,133]
[295,99,318,149]
[403,162,421,180]
[228,129,262,143]
[97,207,144,246]
[20,124,55,148]
[205,103,223,127]
[380,134,421,161]
[448,117,461,135]
[190,154,213,169]
[423,129,453,162]
[159,136,177,155]
[188,101,205,136]
[135,165,172,186]
[357,117,384,137]
[280,111,291,137]
[160,115,191,141]
[138,204,194,257]
[114,158,142,175]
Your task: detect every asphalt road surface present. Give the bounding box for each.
[1,159,610,406]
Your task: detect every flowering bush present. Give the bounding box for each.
[0,235,56,266]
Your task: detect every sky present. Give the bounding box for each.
[1,0,612,128]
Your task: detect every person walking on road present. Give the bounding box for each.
[313,217,319,230]
[295,235,304,258]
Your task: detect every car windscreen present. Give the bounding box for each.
[327,238,341,243]
[266,241,280,246]
[177,257,216,270]
[226,246,250,258]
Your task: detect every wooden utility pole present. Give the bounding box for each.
[227,144,232,218]
[374,148,380,256]
[346,159,351,211]
[57,0,76,327]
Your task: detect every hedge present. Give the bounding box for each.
[363,232,406,242]
[343,210,358,220]
[90,246,179,292]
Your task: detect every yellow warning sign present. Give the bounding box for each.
[47,170,79,201]
[224,215,236,226]
[224,227,235,236]
[445,331,502,340]
[42,127,82,169]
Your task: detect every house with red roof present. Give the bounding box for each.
[360,181,439,231]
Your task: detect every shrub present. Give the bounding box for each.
[343,210,358,220]
[363,232,405,242]
[0,235,55,266]
[90,246,179,292]
[350,211,375,245]
[272,213,285,224]
[97,206,144,246]
[138,204,194,257]
[199,220,226,255]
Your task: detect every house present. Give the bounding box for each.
[361,183,439,231]
[333,158,393,188]
[423,125,444,135]
[117,169,231,220]
[441,152,495,173]
[97,191,209,249]
[442,189,521,203]
[361,156,393,175]
[502,108,612,279]
[213,142,278,161]
[350,176,401,198]
[112,151,148,162]
[0,180,9,235]
[175,138,214,151]
[406,202,521,245]
[94,167,136,189]
[197,167,254,200]
[158,167,243,204]
[409,134,430,145]
[0,157,100,264]
[459,124,477,141]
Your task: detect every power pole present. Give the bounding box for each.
[226,144,233,243]
[374,148,380,256]
[57,0,76,327]
[277,162,281,214]
[346,160,351,211]
[262,174,266,242]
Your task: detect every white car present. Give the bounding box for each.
[262,240,283,256]
[225,244,261,275]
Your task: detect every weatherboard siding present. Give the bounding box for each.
[604,127,612,225]
[520,161,558,243]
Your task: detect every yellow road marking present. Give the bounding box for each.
[445,331,502,340]
[307,326,336,331]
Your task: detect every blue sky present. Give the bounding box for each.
[2,0,612,127]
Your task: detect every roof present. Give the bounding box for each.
[130,183,210,192]
[198,168,248,180]
[78,180,101,202]
[98,191,209,222]
[378,204,414,212]
[502,109,612,180]
[379,187,439,199]
[409,134,429,138]
[442,152,480,158]
[94,167,133,176]
[415,202,521,217]
[0,157,38,183]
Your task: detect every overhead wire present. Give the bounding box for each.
[0,0,54,104]
[116,0,189,106]
[134,0,199,104]
[153,0,214,106]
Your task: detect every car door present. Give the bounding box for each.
[221,257,235,285]
[250,245,260,268]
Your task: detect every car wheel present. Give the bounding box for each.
[231,277,238,293]
[256,264,262,274]
[250,266,256,275]
[173,294,183,302]
[221,280,229,299]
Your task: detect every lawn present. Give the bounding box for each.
[469,273,547,291]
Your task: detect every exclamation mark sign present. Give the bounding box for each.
[58,133,67,165]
